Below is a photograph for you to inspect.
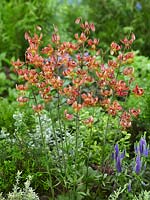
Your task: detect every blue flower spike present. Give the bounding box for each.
[135,154,142,174]
[135,137,149,157]
[113,144,125,173]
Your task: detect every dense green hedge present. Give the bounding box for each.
[1,0,150,62]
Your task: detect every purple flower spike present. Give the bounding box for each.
[114,144,119,158]
[143,146,149,157]
[116,155,122,172]
[139,137,146,154]
[135,137,149,157]
[135,154,142,174]
[113,144,125,173]
[134,143,139,154]
[121,149,126,159]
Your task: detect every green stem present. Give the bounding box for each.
[48,105,64,176]
[38,113,54,199]
[57,92,67,182]
[101,114,110,168]
[86,126,93,192]
[75,111,80,168]
[32,89,54,199]
[73,110,80,200]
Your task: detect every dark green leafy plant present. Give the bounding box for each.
[81,0,150,57]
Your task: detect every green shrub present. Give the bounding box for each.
[81,0,150,57]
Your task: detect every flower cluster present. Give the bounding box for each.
[113,137,149,175]
[134,137,149,174]
[12,18,144,128]
[112,144,125,172]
